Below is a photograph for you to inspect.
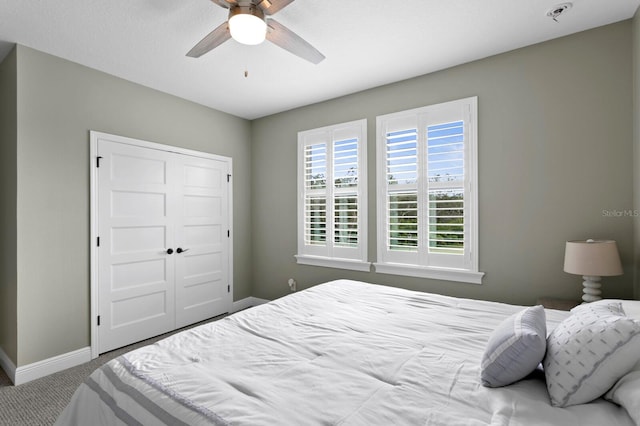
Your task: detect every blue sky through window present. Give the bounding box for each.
[386,129,418,185]
[427,121,464,182]
[334,138,358,186]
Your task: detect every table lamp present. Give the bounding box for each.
[563,239,623,303]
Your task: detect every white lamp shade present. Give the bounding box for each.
[229,13,267,45]
[563,239,623,277]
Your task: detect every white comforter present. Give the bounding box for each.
[56,280,634,425]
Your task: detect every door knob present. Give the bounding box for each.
[177,247,190,254]
[166,248,174,254]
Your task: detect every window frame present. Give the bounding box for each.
[295,119,370,272]
[374,97,484,284]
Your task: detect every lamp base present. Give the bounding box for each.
[581,275,602,303]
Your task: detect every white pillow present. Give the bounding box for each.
[480,305,547,387]
[570,301,624,316]
[576,299,640,320]
[544,303,640,407]
[621,300,640,320]
[605,360,640,424]
[573,299,640,320]
[603,301,640,423]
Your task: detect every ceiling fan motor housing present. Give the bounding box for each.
[229,3,265,23]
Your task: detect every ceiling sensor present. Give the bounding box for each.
[547,3,572,22]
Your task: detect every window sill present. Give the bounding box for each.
[373,262,484,284]
[295,255,372,272]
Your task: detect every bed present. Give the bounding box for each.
[56,279,640,425]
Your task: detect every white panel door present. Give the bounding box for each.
[174,155,230,328]
[97,140,176,354]
[95,135,232,355]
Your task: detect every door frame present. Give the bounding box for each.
[89,131,234,359]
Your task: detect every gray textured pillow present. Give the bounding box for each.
[544,303,640,407]
[481,305,547,387]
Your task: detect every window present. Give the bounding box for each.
[375,97,483,284]
[296,119,369,271]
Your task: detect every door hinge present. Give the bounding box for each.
[227,230,230,238]
[96,156,103,168]
[227,284,230,293]
[97,315,101,326]
[227,174,231,182]
[97,236,100,247]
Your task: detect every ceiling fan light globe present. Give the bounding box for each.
[229,14,267,45]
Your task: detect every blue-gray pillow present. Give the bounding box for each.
[481,305,547,387]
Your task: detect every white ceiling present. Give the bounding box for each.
[0,0,638,120]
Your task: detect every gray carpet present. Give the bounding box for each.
[0,315,225,426]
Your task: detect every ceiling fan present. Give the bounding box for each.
[187,0,325,64]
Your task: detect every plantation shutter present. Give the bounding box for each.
[333,137,359,248]
[426,121,465,255]
[303,142,327,248]
[297,119,368,269]
[382,114,420,265]
[376,97,479,278]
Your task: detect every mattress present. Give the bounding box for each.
[55,280,635,425]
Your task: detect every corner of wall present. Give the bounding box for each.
[0,345,16,384]
[633,7,640,300]
[0,45,19,366]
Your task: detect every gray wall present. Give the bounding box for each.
[251,22,634,305]
[13,46,251,366]
[0,47,17,363]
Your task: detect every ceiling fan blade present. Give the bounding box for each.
[211,0,237,9]
[186,22,232,58]
[256,0,294,15]
[266,19,325,64]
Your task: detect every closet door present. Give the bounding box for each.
[94,133,232,355]
[97,140,176,354]
[174,155,230,328]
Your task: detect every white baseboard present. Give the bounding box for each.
[231,296,270,313]
[0,346,17,384]
[13,347,91,386]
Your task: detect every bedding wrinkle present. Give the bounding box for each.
[226,381,263,400]
[332,378,397,425]
[447,363,465,400]
[231,316,318,358]
[488,399,515,426]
